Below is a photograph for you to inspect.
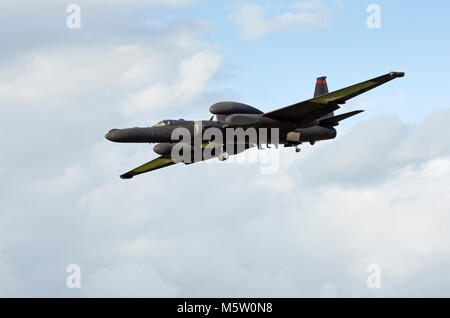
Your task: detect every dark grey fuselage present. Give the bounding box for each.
[104,119,336,145]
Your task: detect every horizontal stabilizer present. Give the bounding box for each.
[319,110,364,126]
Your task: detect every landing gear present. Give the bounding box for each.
[284,143,302,153]
[310,141,316,146]
[218,144,229,161]
[219,151,229,161]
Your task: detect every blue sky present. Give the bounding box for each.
[1,0,450,297]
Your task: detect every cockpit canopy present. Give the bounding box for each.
[154,119,176,127]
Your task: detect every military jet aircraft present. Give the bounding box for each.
[106,72,405,179]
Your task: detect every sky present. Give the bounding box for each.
[0,0,450,297]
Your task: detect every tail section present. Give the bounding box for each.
[314,76,333,120]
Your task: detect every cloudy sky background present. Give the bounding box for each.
[1,0,450,297]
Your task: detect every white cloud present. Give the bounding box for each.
[0,41,218,111]
[231,0,333,40]
[0,261,19,297]
[0,49,130,106]
[389,109,450,164]
[122,51,222,116]
[83,263,179,297]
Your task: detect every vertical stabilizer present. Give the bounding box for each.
[314,76,329,98]
[314,76,333,120]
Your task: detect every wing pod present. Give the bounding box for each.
[210,102,263,122]
[153,143,174,156]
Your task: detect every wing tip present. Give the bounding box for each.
[389,72,405,78]
[120,174,133,179]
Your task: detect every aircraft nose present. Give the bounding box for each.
[105,127,156,143]
[105,129,119,141]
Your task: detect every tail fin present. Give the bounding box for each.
[314,76,333,120]
[314,76,329,98]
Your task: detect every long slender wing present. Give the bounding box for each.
[120,156,176,179]
[263,72,404,124]
[120,142,222,179]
